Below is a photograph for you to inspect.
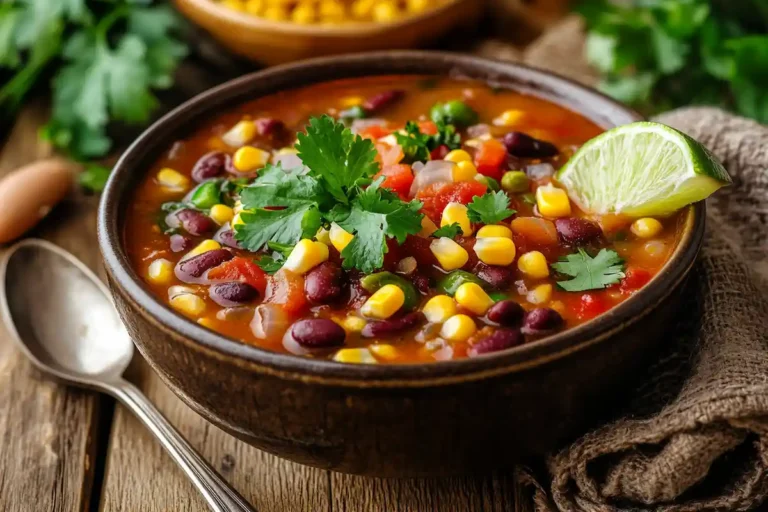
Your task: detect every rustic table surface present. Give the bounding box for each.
[0,11,593,509]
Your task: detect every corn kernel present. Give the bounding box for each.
[157,168,189,191]
[221,120,256,147]
[315,227,331,246]
[330,222,354,252]
[454,282,494,316]
[444,149,472,163]
[372,1,399,22]
[419,216,438,237]
[527,284,553,305]
[170,293,206,317]
[352,0,375,18]
[341,315,367,333]
[452,161,478,182]
[536,183,572,218]
[233,146,270,173]
[283,239,329,275]
[476,224,513,239]
[517,250,549,279]
[340,95,364,108]
[244,0,263,15]
[440,314,477,342]
[493,109,525,127]
[430,237,469,271]
[441,202,472,235]
[291,3,315,23]
[319,0,346,22]
[147,258,173,285]
[168,285,195,300]
[361,284,405,319]
[209,204,234,225]
[406,0,430,12]
[231,211,247,226]
[262,5,288,20]
[333,348,377,364]
[370,344,399,361]
[474,237,516,266]
[631,217,663,239]
[422,295,457,323]
[183,239,221,260]
[197,317,216,329]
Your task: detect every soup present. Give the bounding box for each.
[125,76,683,364]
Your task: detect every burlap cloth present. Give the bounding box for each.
[476,15,768,512]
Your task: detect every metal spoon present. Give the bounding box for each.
[0,239,255,512]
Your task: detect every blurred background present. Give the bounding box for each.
[1,0,766,191]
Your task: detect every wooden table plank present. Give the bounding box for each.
[99,360,331,512]
[0,103,103,512]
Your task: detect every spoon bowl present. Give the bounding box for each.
[0,239,132,385]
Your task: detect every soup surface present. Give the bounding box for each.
[125,76,683,364]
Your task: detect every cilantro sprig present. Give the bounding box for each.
[236,115,424,273]
[467,191,516,224]
[432,223,463,238]
[551,248,626,292]
[394,121,462,164]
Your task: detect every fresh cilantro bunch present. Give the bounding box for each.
[235,116,424,273]
[0,0,187,182]
[579,0,768,122]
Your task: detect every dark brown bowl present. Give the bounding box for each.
[98,51,704,477]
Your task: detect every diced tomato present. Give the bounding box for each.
[207,257,268,295]
[376,164,414,200]
[375,142,404,167]
[620,267,652,293]
[573,292,609,320]
[510,217,558,247]
[430,144,450,160]
[359,125,391,140]
[473,139,507,181]
[417,181,487,223]
[265,269,307,316]
[418,120,438,135]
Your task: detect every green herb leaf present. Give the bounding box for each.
[430,122,461,150]
[296,115,379,204]
[432,222,463,238]
[255,255,284,274]
[235,205,322,252]
[78,163,111,192]
[552,248,625,292]
[240,164,330,209]
[395,121,432,163]
[467,191,516,224]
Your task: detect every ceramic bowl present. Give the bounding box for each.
[173,0,483,65]
[98,51,704,477]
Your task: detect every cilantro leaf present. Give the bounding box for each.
[430,122,461,150]
[551,248,625,292]
[78,163,111,192]
[255,255,284,275]
[240,164,330,209]
[432,222,462,238]
[467,191,516,224]
[337,183,423,273]
[234,205,322,252]
[395,121,431,163]
[296,115,379,204]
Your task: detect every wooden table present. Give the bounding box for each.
[0,15,595,508]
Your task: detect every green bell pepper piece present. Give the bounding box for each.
[360,271,420,311]
[436,270,485,296]
[190,181,221,209]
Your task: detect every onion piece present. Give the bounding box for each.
[271,151,304,171]
[526,163,555,180]
[408,160,454,197]
[251,304,290,342]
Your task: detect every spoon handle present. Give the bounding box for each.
[110,380,256,512]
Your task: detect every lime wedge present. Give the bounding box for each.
[557,122,731,217]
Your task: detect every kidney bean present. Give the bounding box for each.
[214,227,241,249]
[305,262,346,304]
[486,300,526,327]
[176,249,233,279]
[191,152,230,182]
[169,234,193,253]
[361,312,425,338]
[176,208,216,236]
[290,319,346,349]
[468,329,524,357]
[255,117,285,137]
[475,263,515,290]
[503,132,558,158]
[347,273,370,309]
[522,307,564,335]
[555,218,603,245]
[411,273,431,295]
[209,282,258,307]
[363,90,405,113]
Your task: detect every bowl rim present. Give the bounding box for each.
[175,0,475,36]
[98,50,704,386]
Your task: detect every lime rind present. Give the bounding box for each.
[557,122,731,217]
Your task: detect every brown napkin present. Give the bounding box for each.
[475,15,768,511]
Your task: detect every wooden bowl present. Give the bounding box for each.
[98,51,704,477]
[173,0,484,65]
